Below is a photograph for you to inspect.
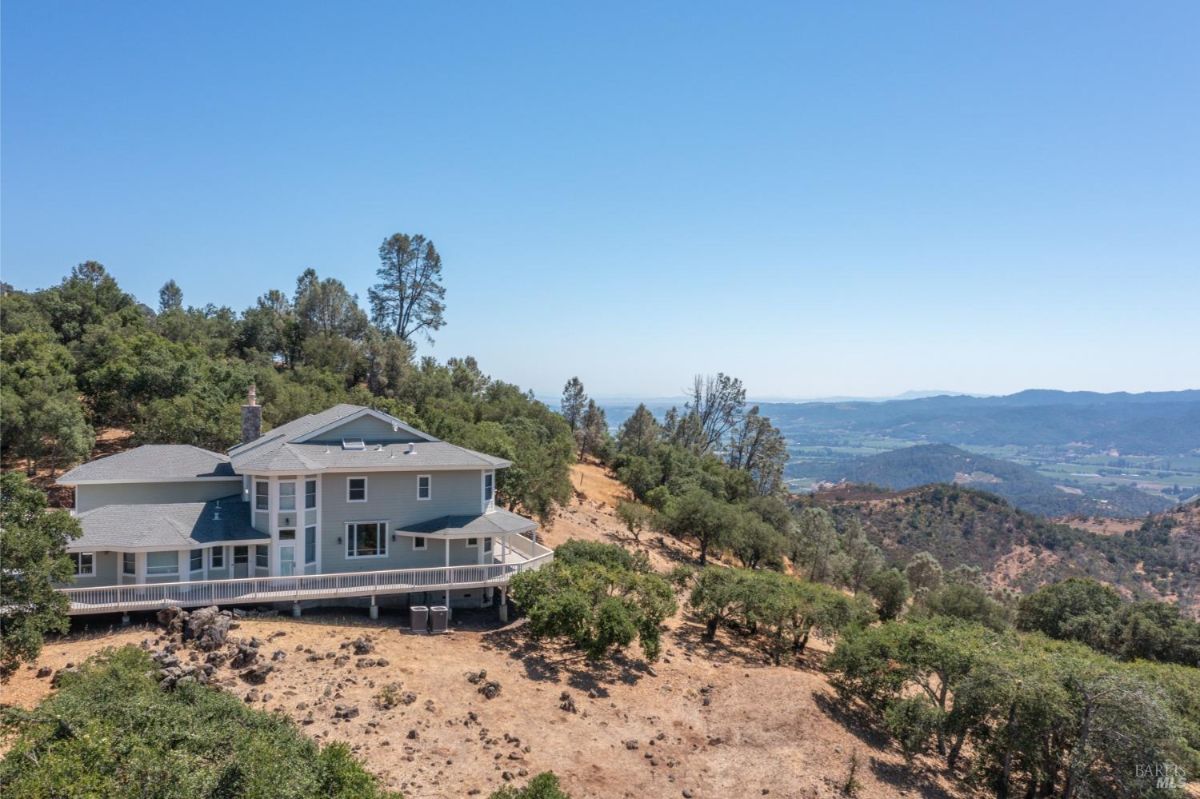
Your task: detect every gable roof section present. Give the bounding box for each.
[292,406,438,445]
[228,404,509,473]
[58,445,238,485]
[69,495,268,552]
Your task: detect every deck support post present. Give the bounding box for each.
[292,602,302,618]
[121,612,131,626]
[369,597,379,620]
[498,588,508,623]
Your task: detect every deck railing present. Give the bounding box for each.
[60,545,553,615]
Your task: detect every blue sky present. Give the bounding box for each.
[3,3,1197,399]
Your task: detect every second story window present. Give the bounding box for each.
[484,472,495,506]
[255,481,269,511]
[347,477,367,502]
[305,479,317,509]
[279,482,296,511]
[417,475,431,501]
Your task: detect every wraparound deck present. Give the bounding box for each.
[59,545,553,615]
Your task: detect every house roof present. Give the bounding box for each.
[69,495,268,552]
[400,509,537,538]
[228,405,510,473]
[58,445,239,485]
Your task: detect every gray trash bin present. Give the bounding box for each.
[409,605,429,634]
[429,605,449,634]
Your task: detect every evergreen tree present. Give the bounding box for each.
[368,233,446,343]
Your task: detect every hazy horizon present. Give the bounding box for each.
[3,3,1197,398]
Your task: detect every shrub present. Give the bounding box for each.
[0,647,399,799]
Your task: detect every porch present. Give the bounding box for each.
[59,540,553,615]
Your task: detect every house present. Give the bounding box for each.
[55,387,551,620]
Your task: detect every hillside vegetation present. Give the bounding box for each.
[801,485,1200,614]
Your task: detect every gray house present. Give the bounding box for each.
[56,388,551,619]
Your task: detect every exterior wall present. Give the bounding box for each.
[319,469,486,573]
[75,480,243,513]
[309,414,424,444]
[66,551,120,588]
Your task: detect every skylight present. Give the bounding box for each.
[342,438,366,451]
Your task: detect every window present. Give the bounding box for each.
[211,547,225,569]
[484,472,495,505]
[484,537,493,553]
[190,549,203,572]
[279,482,296,511]
[256,546,269,569]
[146,551,178,576]
[412,536,426,551]
[347,477,367,502]
[417,475,431,501]
[305,479,317,509]
[233,546,249,565]
[123,552,136,576]
[71,552,94,577]
[255,481,269,511]
[347,522,387,558]
[279,528,295,541]
[466,537,479,548]
[305,526,317,564]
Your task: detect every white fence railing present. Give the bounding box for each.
[60,545,553,615]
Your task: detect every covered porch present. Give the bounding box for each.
[58,536,553,616]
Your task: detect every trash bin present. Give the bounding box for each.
[409,605,429,634]
[429,605,449,634]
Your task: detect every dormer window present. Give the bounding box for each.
[417,475,431,501]
[342,438,365,450]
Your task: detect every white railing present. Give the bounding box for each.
[60,544,553,615]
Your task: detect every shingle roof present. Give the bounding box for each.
[400,509,537,537]
[70,495,268,551]
[228,405,509,473]
[58,445,238,485]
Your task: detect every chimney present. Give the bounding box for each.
[241,384,262,444]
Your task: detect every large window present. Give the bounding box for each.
[255,481,269,511]
[210,547,225,569]
[71,552,94,577]
[346,522,387,558]
[256,546,269,569]
[233,546,249,566]
[417,475,431,501]
[146,551,178,577]
[347,477,367,502]
[279,482,296,511]
[305,526,317,565]
[189,549,203,572]
[123,552,136,576]
[305,479,317,509]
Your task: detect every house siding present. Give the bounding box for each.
[319,470,486,573]
[75,481,243,513]
[65,551,120,588]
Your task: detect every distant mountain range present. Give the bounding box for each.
[810,443,1173,518]
[759,389,1200,455]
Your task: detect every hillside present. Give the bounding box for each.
[4,463,976,799]
[802,485,1200,615]
[809,443,1172,518]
